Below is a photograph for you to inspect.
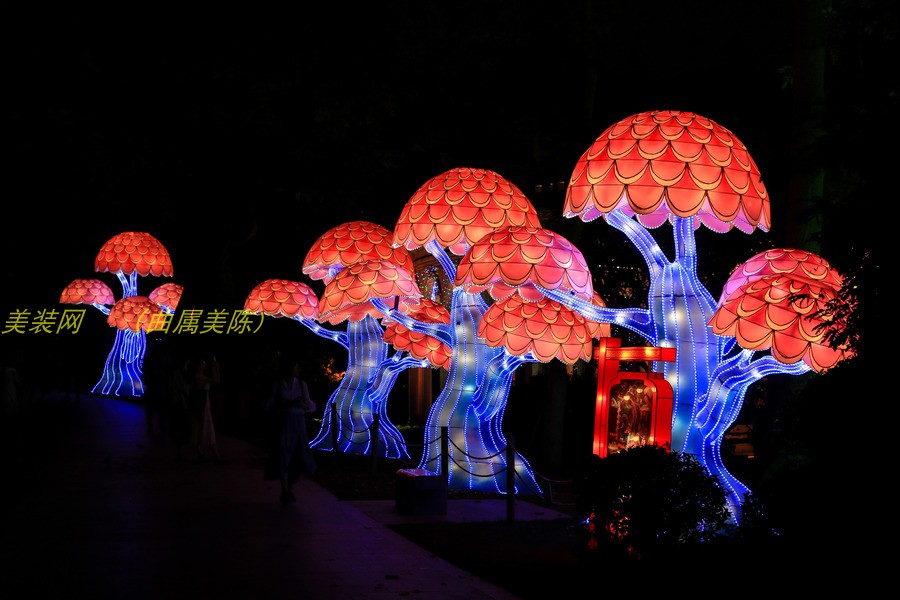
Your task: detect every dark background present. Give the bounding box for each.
[3,1,891,394]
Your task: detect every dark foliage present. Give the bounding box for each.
[576,445,733,559]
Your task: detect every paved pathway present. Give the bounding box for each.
[1,392,524,599]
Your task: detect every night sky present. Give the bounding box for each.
[3,2,892,374]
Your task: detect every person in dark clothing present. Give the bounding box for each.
[187,357,224,464]
[141,334,171,433]
[265,360,316,503]
[168,355,192,464]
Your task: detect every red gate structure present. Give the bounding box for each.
[593,339,676,458]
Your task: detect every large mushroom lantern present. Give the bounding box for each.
[312,258,422,457]
[61,232,175,397]
[95,231,174,288]
[379,167,545,490]
[295,221,419,457]
[453,224,604,492]
[558,110,771,457]
[244,222,420,459]
[552,110,855,523]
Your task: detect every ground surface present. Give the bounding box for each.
[306,449,598,598]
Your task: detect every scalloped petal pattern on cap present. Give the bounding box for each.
[94,232,174,277]
[455,226,593,300]
[243,279,319,319]
[478,295,593,364]
[393,167,541,256]
[318,259,422,324]
[60,278,115,305]
[106,296,163,332]
[148,283,184,311]
[303,221,414,284]
[565,110,770,234]
[717,248,843,305]
[709,274,854,372]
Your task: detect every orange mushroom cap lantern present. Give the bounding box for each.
[60,278,115,306]
[148,283,184,311]
[303,221,414,284]
[564,110,770,234]
[478,295,595,364]
[717,248,843,299]
[318,259,422,325]
[710,249,853,372]
[455,225,594,302]
[383,298,452,369]
[94,231,174,277]
[393,167,542,256]
[243,279,319,319]
[107,296,163,332]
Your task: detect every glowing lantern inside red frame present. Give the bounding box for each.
[593,338,676,458]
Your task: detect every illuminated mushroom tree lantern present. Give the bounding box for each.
[313,258,423,457]
[558,110,772,456]
[553,110,855,521]
[300,221,421,457]
[447,224,607,492]
[60,232,175,397]
[366,168,544,493]
[245,221,422,459]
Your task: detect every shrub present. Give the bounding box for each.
[576,445,732,560]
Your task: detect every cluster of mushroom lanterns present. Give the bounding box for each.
[62,110,854,523]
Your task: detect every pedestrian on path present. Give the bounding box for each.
[141,333,171,434]
[168,354,192,464]
[265,359,316,503]
[188,356,226,465]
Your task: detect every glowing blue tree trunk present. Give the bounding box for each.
[468,352,542,494]
[265,314,409,459]
[364,352,431,459]
[310,315,392,455]
[645,216,723,454]
[418,288,510,491]
[373,240,546,493]
[93,271,144,397]
[92,328,146,396]
[543,211,723,454]
[695,348,810,520]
